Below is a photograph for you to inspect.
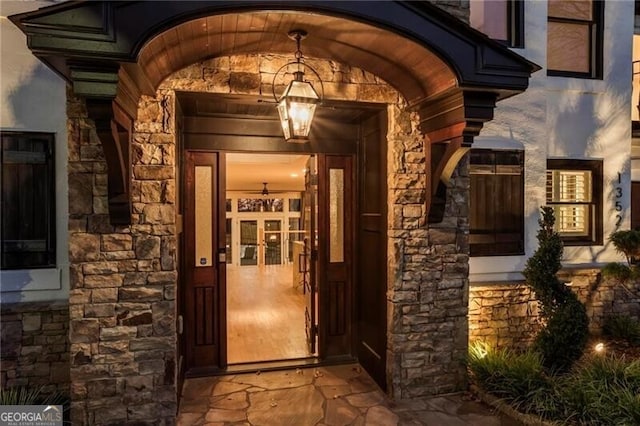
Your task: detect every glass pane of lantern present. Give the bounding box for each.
[290,102,316,137]
[277,100,291,140]
[287,80,320,100]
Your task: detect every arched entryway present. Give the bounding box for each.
[12,1,538,423]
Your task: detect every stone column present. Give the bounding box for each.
[386,105,470,399]
[67,89,177,425]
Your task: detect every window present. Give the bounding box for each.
[546,159,602,245]
[470,0,524,48]
[470,149,524,256]
[1,132,56,269]
[547,0,603,78]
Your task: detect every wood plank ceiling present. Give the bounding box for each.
[137,11,457,106]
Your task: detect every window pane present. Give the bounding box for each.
[547,170,592,202]
[470,0,508,41]
[288,198,301,212]
[548,0,592,20]
[265,220,282,265]
[329,169,344,263]
[554,204,590,236]
[546,159,602,245]
[548,21,590,73]
[237,198,283,212]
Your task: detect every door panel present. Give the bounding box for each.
[357,111,388,389]
[184,151,226,371]
[318,154,354,358]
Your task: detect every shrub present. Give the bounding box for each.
[603,315,640,345]
[601,262,633,281]
[523,207,589,372]
[609,229,640,265]
[560,355,640,425]
[467,341,552,414]
[468,342,640,425]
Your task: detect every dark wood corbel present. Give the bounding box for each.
[71,63,137,225]
[417,89,497,223]
[85,98,133,225]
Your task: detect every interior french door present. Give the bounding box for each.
[238,218,283,266]
[184,151,227,372]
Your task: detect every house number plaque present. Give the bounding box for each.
[615,172,623,228]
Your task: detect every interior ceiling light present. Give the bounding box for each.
[273,29,323,143]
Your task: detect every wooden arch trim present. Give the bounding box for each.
[10,1,540,225]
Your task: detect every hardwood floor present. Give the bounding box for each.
[226,264,312,364]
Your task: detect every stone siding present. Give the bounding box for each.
[431,0,470,23]
[67,89,177,425]
[386,107,470,398]
[469,269,640,350]
[0,301,70,395]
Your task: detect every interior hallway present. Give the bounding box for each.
[227,264,310,364]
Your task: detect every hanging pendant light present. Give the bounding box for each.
[273,30,323,143]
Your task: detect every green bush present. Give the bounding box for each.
[602,262,633,281]
[468,342,640,425]
[609,229,640,265]
[559,355,640,425]
[467,341,552,414]
[523,207,589,372]
[603,315,640,345]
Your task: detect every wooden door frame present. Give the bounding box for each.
[178,98,387,374]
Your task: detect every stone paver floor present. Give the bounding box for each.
[177,364,521,425]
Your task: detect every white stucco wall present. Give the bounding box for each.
[0,1,69,302]
[470,0,634,282]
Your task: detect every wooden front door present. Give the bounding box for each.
[184,151,227,372]
[357,111,388,389]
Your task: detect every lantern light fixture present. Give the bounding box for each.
[273,30,323,143]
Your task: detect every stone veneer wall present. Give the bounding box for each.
[67,89,177,425]
[469,268,640,350]
[0,302,69,394]
[431,0,470,22]
[0,302,70,394]
[386,110,470,398]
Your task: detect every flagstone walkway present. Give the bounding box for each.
[177,364,521,425]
